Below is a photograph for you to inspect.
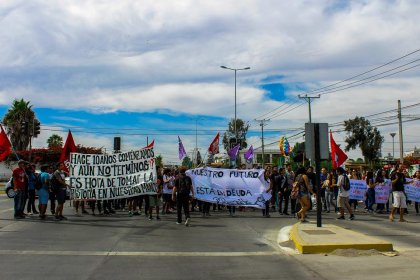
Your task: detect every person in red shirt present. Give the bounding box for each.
[13,160,28,219]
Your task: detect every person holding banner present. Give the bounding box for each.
[389,165,407,222]
[173,167,194,226]
[262,168,273,218]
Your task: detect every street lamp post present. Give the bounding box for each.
[390,132,396,160]
[220,66,250,142]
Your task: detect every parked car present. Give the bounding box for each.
[4,176,71,199]
[4,177,15,198]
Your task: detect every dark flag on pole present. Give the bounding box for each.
[208,133,220,154]
[60,130,77,173]
[330,130,348,169]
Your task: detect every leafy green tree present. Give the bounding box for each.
[222,118,249,151]
[47,134,63,149]
[344,117,384,165]
[182,156,192,168]
[155,154,163,168]
[2,99,37,151]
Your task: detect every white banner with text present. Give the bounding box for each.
[69,148,157,200]
[186,167,271,208]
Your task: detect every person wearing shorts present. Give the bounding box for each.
[389,165,407,222]
[336,167,354,220]
[38,165,51,219]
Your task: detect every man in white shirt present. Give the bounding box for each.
[336,167,354,220]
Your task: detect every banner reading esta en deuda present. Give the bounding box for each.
[186,167,271,208]
[68,147,157,200]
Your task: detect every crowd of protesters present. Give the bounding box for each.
[10,159,420,226]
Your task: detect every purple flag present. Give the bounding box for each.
[244,145,254,161]
[228,143,240,160]
[178,136,187,160]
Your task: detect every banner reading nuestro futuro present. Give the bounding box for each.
[68,147,157,200]
[186,167,271,208]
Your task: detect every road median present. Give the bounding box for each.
[290,222,393,254]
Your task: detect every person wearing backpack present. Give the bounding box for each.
[336,167,354,220]
[51,162,68,221]
[172,167,194,226]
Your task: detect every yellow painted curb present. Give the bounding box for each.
[289,223,393,254]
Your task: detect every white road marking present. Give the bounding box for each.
[0,250,281,257]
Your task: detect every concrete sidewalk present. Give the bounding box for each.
[290,222,393,254]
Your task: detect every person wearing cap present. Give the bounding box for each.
[12,160,28,219]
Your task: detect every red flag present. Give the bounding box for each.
[0,125,12,162]
[144,140,154,149]
[60,130,77,172]
[330,130,347,169]
[208,133,220,154]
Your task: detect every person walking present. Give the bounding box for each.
[336,167,355,220]
[389,164,407,222]
[173,167,193,226]
[295,167,314,223]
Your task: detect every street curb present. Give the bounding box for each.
[289,223,394,254]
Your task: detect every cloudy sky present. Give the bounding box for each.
[0,0,419,164]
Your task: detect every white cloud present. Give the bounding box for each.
[1,0,420,163]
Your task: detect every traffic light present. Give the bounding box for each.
[33,119,41,137]
[21,121,28,135]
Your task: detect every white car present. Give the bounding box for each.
[4,178,15,198]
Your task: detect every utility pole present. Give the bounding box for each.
[398,100,404,164]
[299,94,320,123]
[256,119,269,168]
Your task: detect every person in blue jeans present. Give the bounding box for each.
[365,171,376,213]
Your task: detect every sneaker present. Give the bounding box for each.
[336,216,345,220]
[55,216,61,221]
[349,215,355,220]
[128,211,133,217]
[283,212,290,216]
[33,211,39,215]
[149,216,153,220]
[133,212,140,216]
[59,215,68,220]
[176,222,182,225]
[156,216,161,220]
[82,210,89,214]
[185,218,190,226]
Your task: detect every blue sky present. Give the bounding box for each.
[1,0,420,163]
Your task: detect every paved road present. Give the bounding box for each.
[0,195,419,279]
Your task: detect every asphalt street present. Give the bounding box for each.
[0,195,419,280]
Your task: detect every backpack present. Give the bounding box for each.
[34,173,43,190]
[342,175,351,191]
[290,175,302,200]
[177,175,191,196]
[50,172,63,192]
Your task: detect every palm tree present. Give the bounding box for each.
[2,99,36,151]
[47,134,63,149]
